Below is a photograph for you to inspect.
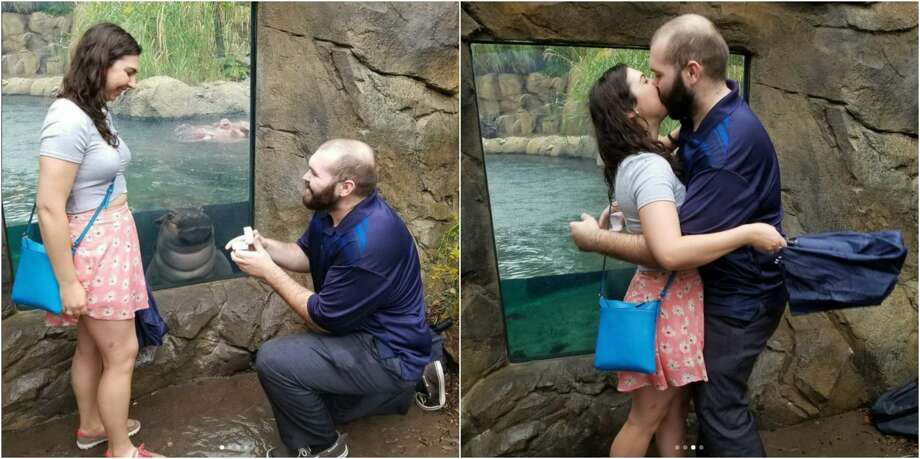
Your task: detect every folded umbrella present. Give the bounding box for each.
[780,231,907,315]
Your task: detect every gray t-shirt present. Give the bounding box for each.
[614,152,685,272]
[39,98,130,214]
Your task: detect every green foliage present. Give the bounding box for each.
[71,2,250,84]
[425,218,459,323]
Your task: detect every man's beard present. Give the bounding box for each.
[660,75,695,122]
[302,181,338,211]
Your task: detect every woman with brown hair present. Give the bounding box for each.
[586,63,783,457]
[37,22,161,457]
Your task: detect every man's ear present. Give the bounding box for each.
[338,179,356,197]
[684,59,703,86]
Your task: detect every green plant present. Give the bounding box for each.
[425,219,459,324]
[71,2,251,84]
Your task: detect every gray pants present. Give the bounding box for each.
[692,303,785,457]
[255,332,418,449]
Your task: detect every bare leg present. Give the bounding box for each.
[72,319,104,434]
[84,317,142,457]
[656,387,690,457]
[610,385,681,457]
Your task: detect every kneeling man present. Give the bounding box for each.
[231,139,443,458]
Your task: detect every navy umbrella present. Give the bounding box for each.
[779,231,907,315]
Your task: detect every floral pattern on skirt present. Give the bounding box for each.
[617,269,707,392]
[46,201,148,327]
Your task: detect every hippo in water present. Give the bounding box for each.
[145,207,233,286]
[174,118,249,143]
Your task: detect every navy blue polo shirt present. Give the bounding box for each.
[675,80,786,321]
[296,190,432,381]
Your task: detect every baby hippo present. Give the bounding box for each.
[145,207,233,286]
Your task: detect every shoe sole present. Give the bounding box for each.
[416,360,446,411]
[76,421,141,450]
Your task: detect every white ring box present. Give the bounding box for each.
[229,226,254,251]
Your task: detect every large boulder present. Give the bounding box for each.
[28,75,60,96]
[2,77,34,94]
[3,51,39,78]
[27,12,71,42]
[2,13,27,37]
[116,76,250,118]
[497,73,524,97]
[476,73,501,100]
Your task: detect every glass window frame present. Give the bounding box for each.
[468,39,750,363]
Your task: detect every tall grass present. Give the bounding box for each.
[71,2,250,84]
[471,43,569,77]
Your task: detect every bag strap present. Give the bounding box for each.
[24,178,117,254]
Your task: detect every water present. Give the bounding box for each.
[484,153,629,279]
[484,153,636,361]
[2,95,252,288]
[1,95,250,224]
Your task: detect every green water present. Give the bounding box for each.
[484,153,636,361]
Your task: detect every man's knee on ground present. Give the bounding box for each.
[255,338,288,377]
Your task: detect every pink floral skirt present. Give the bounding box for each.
[46,201,148,327]
[616,269,708,392]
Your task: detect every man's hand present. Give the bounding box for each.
[230,237,279,280]
[569,213,601,252]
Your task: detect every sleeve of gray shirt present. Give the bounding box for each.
[624,153,678,210]
[38,99,90,164]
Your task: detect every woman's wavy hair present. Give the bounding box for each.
[588,63,668,200]
[58,23,141,148]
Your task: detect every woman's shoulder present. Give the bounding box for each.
[47,98,92,122]
[621,151,671,172]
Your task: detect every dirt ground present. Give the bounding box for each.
[760,408,917,457]
[2,370,459,457]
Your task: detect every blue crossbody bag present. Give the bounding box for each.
[11,180,116,315]
[594,242,676,374]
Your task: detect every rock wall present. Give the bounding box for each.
[1,11,71,78]
[2,3,459,431]
[255,2,458,285]
[475,71,569,138]
[461,2,918,456]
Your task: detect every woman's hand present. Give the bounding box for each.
[60,280,87,317]
[744,223,787,253]
[598,201,622,230]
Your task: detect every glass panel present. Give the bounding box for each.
[2,2,253,290]
[471,43,746,362]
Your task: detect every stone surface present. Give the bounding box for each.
[27,12,71,42]
[462,3,917,455]
[1,76,33,94]
[115,76,249,118]
[256,2,458,286]
[2,13,27,37]
[27,75,60,96]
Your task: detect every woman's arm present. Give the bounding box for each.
[639,200,784,271]
[36,156,84,316]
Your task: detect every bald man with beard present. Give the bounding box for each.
[231,139,445,458]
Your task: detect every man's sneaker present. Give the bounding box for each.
[266,433,348,458]
[415,360,446,411]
